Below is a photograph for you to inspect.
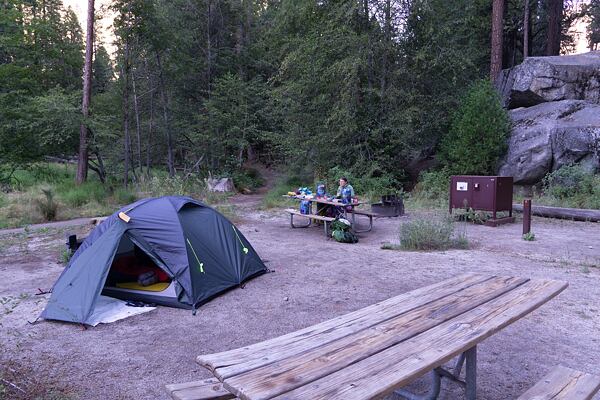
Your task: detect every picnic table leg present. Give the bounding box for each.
[394,370,441,400]
[465,346,477,400]
[394,346,476,400]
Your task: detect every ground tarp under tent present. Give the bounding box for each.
[41,196,267,325]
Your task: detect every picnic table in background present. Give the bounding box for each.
[283,195,375,232]
[193,273,567,400]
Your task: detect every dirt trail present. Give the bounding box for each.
[228,164,280,209]
[0,176,599,400]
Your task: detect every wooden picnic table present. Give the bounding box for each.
[283,195,365,228]
[283,194,364,207]
[196,273,567,400]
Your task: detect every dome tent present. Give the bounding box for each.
[42,196,267,325]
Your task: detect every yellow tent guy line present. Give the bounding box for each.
[186,238,205,273]
[232,226,249,254]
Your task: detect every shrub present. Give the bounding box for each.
[543,164,596,198]
[326,166,399,202]
[58,182,106,207]
[113,188,137,205]
[261,175,306,209]
[231,168,265,192]
[35,189,58,221]
[412,169,451,200]
[522,232,536,241]
[440,79,510,175]
[140,175,205,197]
[399,214,468,251]
[406,169,451,210]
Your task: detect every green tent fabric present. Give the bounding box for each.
[42,196,267,325]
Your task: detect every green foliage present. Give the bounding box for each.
[261,175,307,209]
[399,214,468,251]
[139,175,205,198]
[543,164,596,198]
[57,182,106,207]
[325,166,399,202]
[114,188,137,204]
[461,208,491,224]
[541,164,600,209]
[440,80,510,175]
[35,189,58,221]
[60,248,73,264]
[231,168,265,192]
[522,232,536,241]
[0,0,83,177]
[0,0,586,194]
[410,170,451,203]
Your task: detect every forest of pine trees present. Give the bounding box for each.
[0,0,596,189]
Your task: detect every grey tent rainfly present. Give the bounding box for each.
[41,196,267,325]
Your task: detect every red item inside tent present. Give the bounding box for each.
[111,255,169,282]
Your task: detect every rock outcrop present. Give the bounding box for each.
[497,51,600,109]
[205,177,235,192]
[498,100,600,184]
[497,51,600,184]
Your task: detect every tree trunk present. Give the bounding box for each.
[76,0,94,184]
[206,0,212,97]
[546,0,563,55]
[132,70,142,174]
[364,0,373,91]
[490,0,505,80]
[523,0,530,58]
[146,89,154,177]
[380,0,391,99]
[122,40,131,188]
[156,52,175,177]
[88,147,106,184]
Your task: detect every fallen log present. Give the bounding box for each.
[512,203,600,222]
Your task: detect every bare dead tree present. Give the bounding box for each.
[547,0,563,55]
[523,0,530,58]
[76,0,94,184]
[490,0,505,80]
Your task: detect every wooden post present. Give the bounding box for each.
[523,199,532,235]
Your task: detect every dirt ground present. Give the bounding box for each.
[0,195,599,400]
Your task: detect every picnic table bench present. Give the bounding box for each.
[283,195,378,234]
[517,365,600,400]
[168,273,568,400]
[285,208,335,236]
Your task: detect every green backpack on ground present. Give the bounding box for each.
[331,219,358,244]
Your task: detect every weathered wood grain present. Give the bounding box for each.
[517,365,600,400]
[165,378,236,400]
[197,274,492,373]
[220,276,528,398]
[285,209,335,222]
[259,279,567,400]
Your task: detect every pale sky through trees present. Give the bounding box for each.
[64,0,592,57]
[64,0,116,55]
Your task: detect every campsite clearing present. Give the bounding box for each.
[0,202,598,400]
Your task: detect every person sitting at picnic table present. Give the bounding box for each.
[336,177,355,200]
[314,177,354,219]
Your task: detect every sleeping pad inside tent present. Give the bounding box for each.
[41,196,267,325]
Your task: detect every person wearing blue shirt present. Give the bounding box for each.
[336,177,355,199]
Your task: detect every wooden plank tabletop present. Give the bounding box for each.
[197,273,567,400]
[282,195,363,207]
